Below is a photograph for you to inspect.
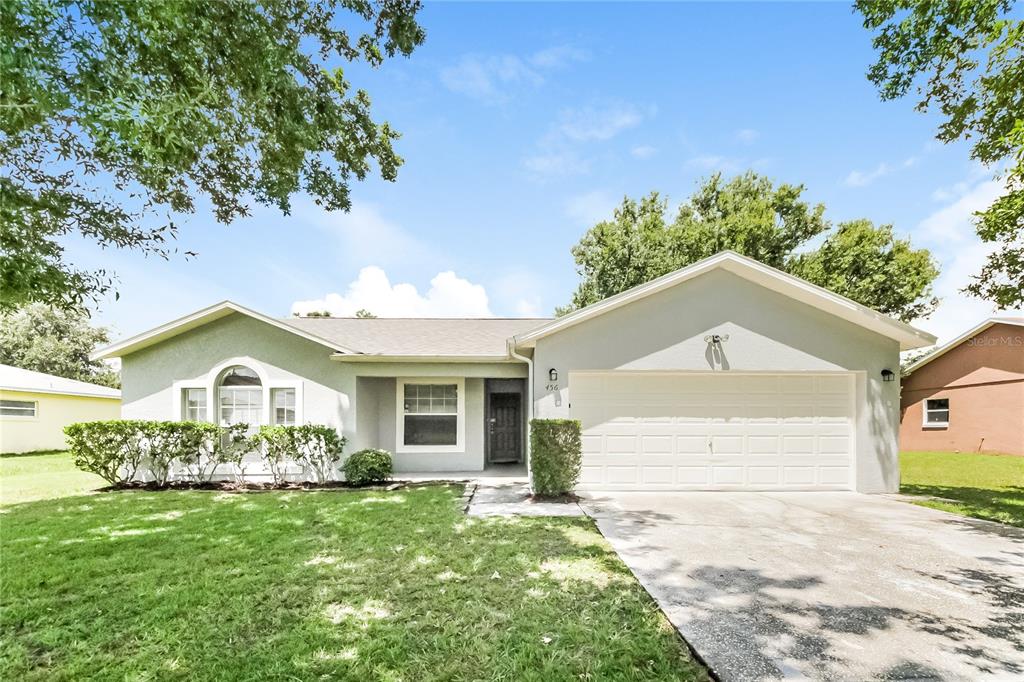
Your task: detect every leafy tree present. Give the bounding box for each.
[0,304,120,387]
[355,308,377,318]
[562,172,939,322]
[857,0,1023,308]
[1,0,426,312]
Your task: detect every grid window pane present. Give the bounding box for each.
[404,415,457,445]
[403,384,457,415]
[220,387,261,429]
[183,388,206,421]
[0,399,36,417]
[272,388,296,426]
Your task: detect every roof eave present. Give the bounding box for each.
[330,353,519,364]
[0,385,121,399]
[91,301,358,361]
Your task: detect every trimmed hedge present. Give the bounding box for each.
[64,420,347,486]
[343,448,393,486]
[530,418,582,496]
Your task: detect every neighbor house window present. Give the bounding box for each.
[0,399,36,418]
[219,365,262,429]
[182,388,207,421]
[272,388,296,426]
[398,380,463,450]
[923,398,949,427]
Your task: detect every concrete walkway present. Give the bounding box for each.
[466,481,585,517]
[581,491,1024,682]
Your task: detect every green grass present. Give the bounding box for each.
[0,451,105,506]
[900,451,1024,527]
[0,485,707,681]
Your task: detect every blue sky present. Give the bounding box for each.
[75,1,1019,344]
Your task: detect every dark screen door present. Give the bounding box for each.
[488,392,521,463]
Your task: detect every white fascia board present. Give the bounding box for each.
[330,353,517,364]
[91,301,358,360]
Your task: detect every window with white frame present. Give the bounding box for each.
[1,399,36,418]
[219,365,262,430]
[400,381,460,448]
[923,398,949,426]
[182,388,207,421]
[272,388,296,425]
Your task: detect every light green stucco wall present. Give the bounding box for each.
[121,313,525,472]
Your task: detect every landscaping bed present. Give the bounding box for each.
[0,484,708,681]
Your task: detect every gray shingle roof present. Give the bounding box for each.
[281,317,552,356]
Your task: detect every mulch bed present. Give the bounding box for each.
[98,479,444,494]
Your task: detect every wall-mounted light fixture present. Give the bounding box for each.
[881,369,895,382]
[703,334,730,344]
[548,368,558,382]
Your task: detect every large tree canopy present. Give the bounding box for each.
[0,304,120,388]
[562,172,940,322]
[857,0,1023,308]
[0,0,425,311]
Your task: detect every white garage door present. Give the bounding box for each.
[570,372,855,490]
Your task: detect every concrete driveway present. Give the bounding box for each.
[580,492,1024,681]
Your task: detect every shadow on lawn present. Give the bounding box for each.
[901,483,1024,529]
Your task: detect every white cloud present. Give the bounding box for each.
[440,45,587,104]
[917,179,1003,243]
[630,145,657,159]
[686,154,745,173]
[557,103,645,142]
[487,269,548,318]
[565,190,618,226]
[734,128,759,144]
[292,267,493,318]
[439,54,541,104]
[910,176,1021,344]
[528,45,589,69]
[296,202,440,268]
[844,162,892,188]
[522,150,589,177]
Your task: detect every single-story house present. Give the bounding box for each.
[900,317,1023,456]
[0,364,121,454]
[94,251,935,492]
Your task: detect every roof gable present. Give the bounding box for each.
[92,301,358,360]
[512,251,936,351]
[903,317,1024,375]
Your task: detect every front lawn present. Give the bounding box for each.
[0,485,707,681]
[900,451,1024,527]
[0,451,105,506]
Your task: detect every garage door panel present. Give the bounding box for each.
[712,466,744,484]
[571,372,854,491]
[748,466,780,485]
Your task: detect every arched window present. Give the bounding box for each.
[218,365,262,429]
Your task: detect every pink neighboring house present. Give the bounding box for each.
[900,318,1024,456]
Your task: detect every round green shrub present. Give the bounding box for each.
[343,448,393,486]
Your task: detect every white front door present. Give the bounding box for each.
[569,372,855,491]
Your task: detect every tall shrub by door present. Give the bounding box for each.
[530,419,582,496]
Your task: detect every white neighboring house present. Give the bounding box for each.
[0,364,121,454]
[94,251,936,492]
